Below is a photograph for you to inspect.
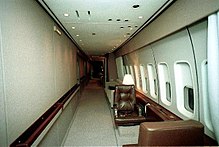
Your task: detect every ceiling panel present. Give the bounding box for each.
[38,0,173,55]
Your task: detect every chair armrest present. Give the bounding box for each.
[136,104,142,116]
[114,107,118,118]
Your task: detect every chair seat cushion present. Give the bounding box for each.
[115,112,147,126]
[118,100,134,112]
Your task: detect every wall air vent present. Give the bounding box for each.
[75,10,80,18]
[132,4,140,9]
[88,11,91,20]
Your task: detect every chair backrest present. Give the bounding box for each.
[114,85,136,113]
[138,120,204,146]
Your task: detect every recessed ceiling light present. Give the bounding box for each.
[130,28,133,30]
[76,34,79,37]
[124,19,129,22]
[138,16,143,19]
[108,18,112,21]
[128,25,131,28]
[72,26,75,29]
[64,13,69,17]
[133,4,140,9]
[127,33,130,35]
[135,25,138,28]
[79,40,82,42]
[92,33,96,35]
[116,19,121,22]
[120,27,124,29]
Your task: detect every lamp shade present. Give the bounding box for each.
[122,74,135,85]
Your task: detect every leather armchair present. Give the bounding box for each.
[123,120,204,146]
[113,85,146,126]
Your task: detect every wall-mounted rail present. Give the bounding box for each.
[10,84,80,147]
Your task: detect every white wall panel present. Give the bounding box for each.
[152,29,199,120]
[0,1,7,145]
[69,44,77,87]
[2,1,56,144]
[107,53,118,80]
[116,0,219,57]
[139,65,147,93]
[188,20,216,139]
[0,0,78,145]
[116,57,124,81]
[134,65,140,89]
[129,65,135,84]
[157,63,171,106]
[54,31,71,98]
[136,46,158,103]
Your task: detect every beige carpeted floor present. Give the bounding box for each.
[63,79,118,146]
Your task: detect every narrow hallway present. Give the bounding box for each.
[63,79,118,146]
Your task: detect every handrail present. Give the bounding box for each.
[57,84,80,105]
[80,76,86,82]
[10,84,80,147]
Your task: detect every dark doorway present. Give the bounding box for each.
[92,61,103,78]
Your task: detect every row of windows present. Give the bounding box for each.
[122,62,194,116]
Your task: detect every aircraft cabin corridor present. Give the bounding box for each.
[1,0,219,146]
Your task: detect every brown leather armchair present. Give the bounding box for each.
[113,85,147,126]
[123,120,204,146]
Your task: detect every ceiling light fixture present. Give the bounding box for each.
[108,18,112,21]
[138,16,143,19]
[72,26,75,29]
[76,34,79,37]
[63,13,69,17]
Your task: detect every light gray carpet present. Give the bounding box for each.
[63,80,118,146]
